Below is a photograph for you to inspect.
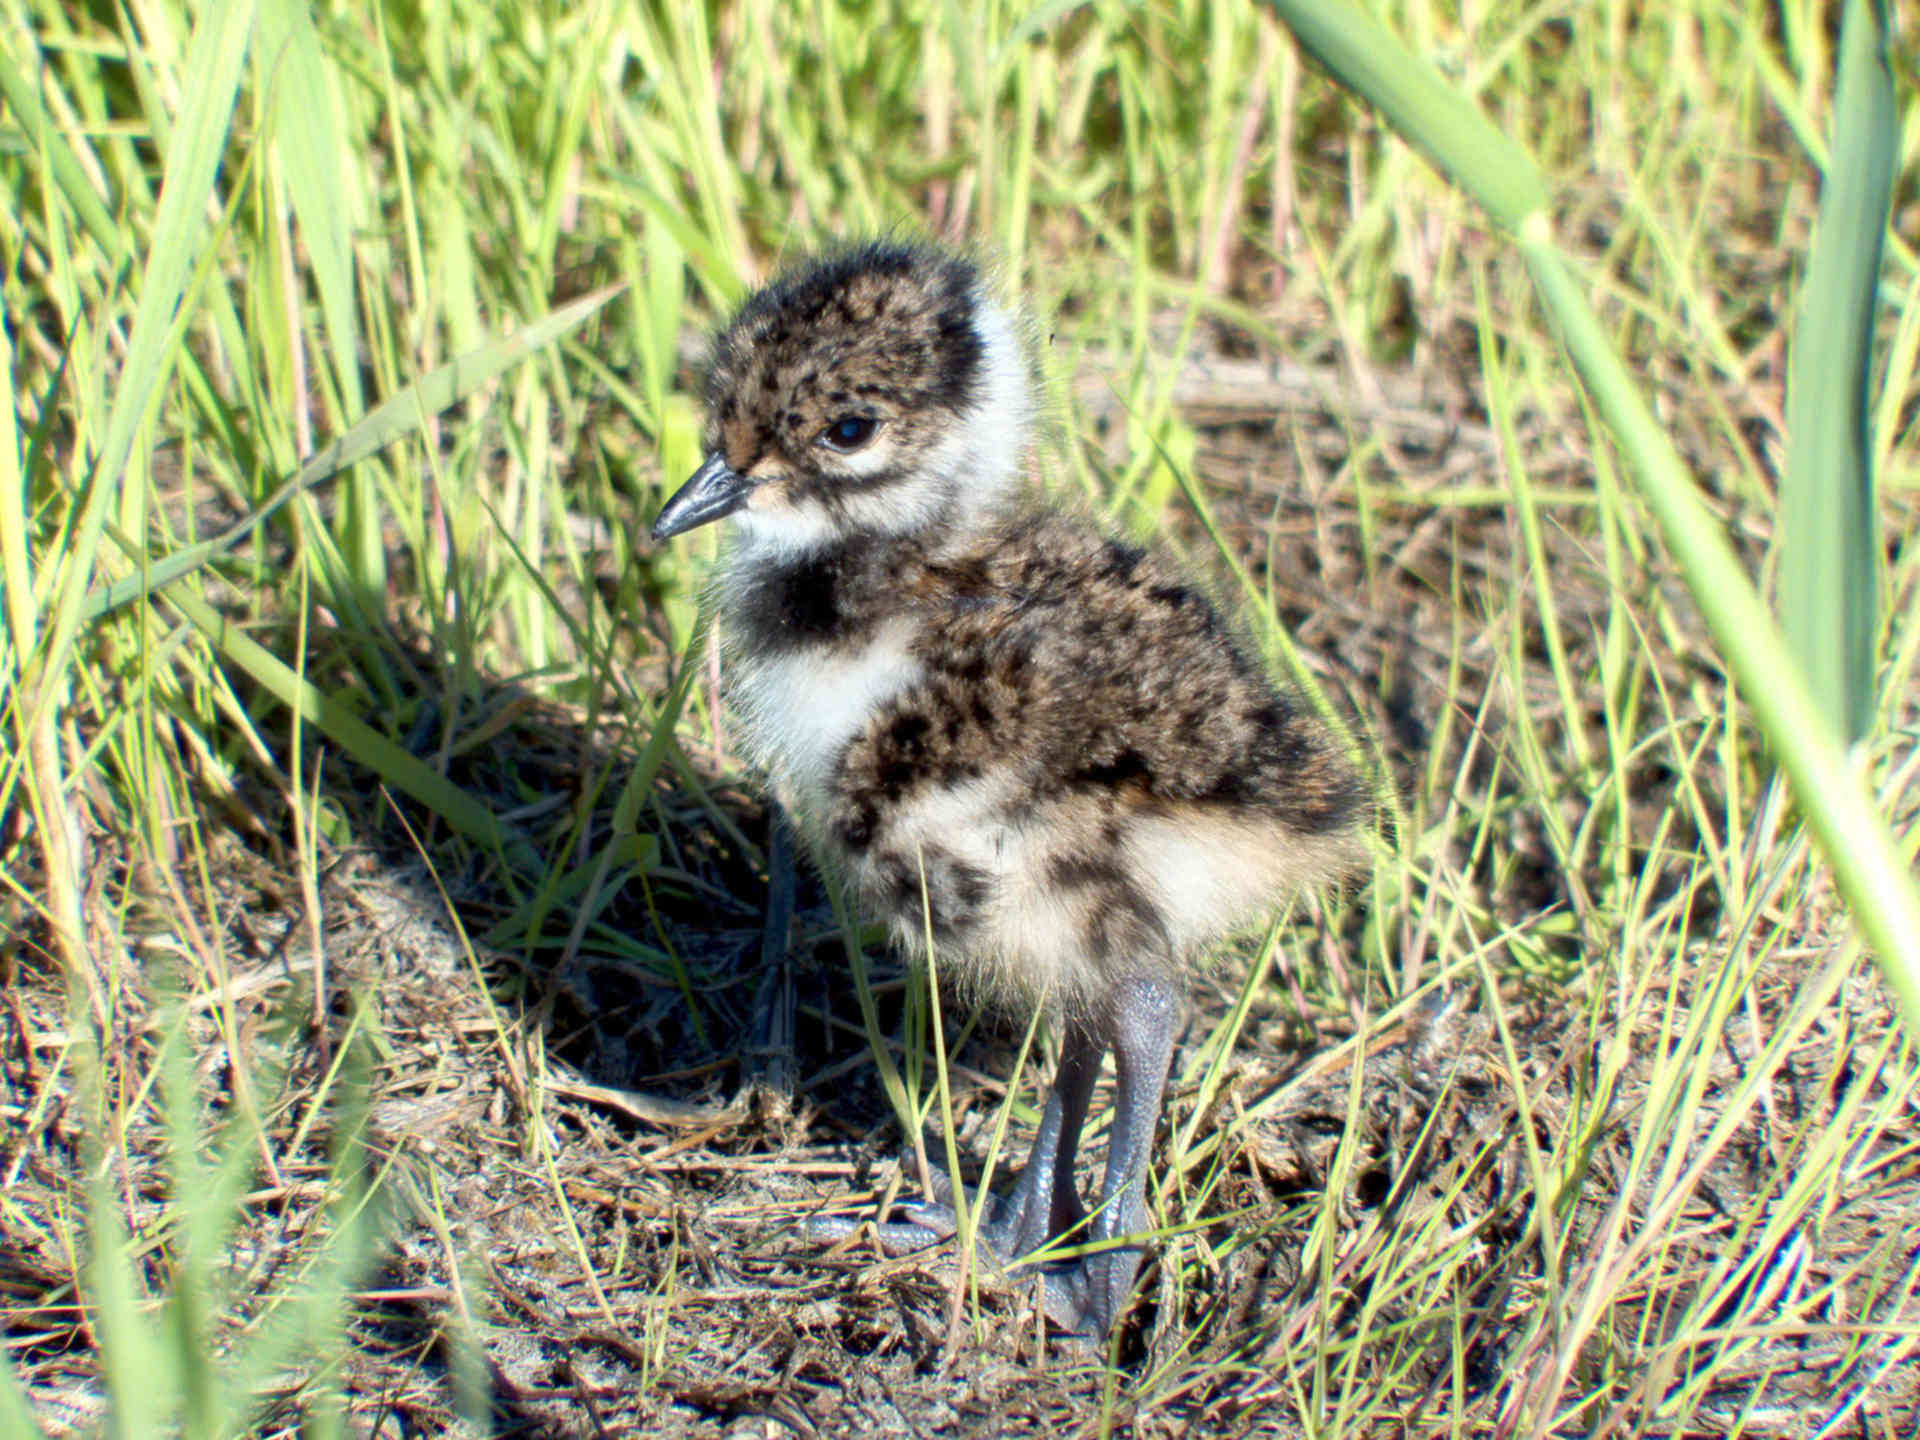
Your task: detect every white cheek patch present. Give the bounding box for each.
[916,292,1034,528]
[833,437,901,479]
[734,488,840,556]
[838,474,952,536]
[731,459,955,553]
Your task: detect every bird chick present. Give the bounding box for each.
[651,240,1366,1338]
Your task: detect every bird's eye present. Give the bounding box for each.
[819,416,880,453]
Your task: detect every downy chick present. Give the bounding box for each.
[651,240,1366,1337]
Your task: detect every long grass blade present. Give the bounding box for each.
[80,285,625,622]
[1260,0,1920,1033]
[1781,0,1895,746]
[38,0,256,681]
[256,0,378,590]
[159,582,540,873]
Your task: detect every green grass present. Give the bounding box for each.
[3,0,1917,1434]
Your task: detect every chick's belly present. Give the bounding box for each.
[835,779,1169,1007]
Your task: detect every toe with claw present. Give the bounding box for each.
[808,974,1177,1341]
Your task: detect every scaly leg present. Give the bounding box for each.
[807,1016,1100,1260]
[810,978,1177,1339]
[1051,972,1178,1336]
[976,1010,1100,1256]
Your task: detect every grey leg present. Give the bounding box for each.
[984,1011,1100,1255]
[1054,972,1178,1336]
[807,1013,1102,1258]
[811,976,1178,1339]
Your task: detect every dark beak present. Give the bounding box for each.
[651,454,753,541]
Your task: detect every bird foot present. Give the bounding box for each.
[807,1193,1145,1339]
[805,1199,962,1258]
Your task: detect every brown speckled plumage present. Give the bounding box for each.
[652,240,1366,1339]
[740,511,1364,1004]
